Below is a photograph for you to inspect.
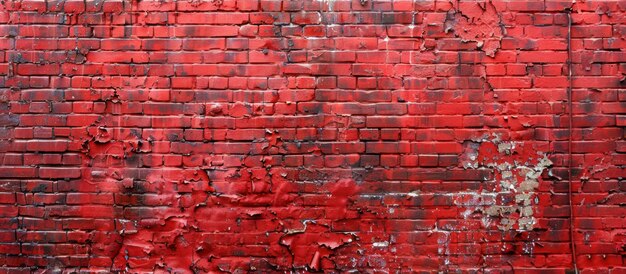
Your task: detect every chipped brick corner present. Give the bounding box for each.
[0,0,624,273]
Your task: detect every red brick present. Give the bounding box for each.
[0,167,37,178]
[25,140,69,152]
[518,51,568,63]
[488,77,532,89]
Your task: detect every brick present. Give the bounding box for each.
[366,142,411,154]
[26,140,69,152]
[488,77,532,89]
[175,26,239,37]
[0,167,37,178]
[176,13,249,24]
[518,51,568,63]
[571,25,613,38]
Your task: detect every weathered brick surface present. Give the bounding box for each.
[0,0,625,272]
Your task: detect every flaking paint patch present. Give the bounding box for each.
[459,134,553,231]
[279,221,355,271]
[444,1,505,57]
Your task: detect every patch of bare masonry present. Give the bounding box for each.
[459,134,553,231]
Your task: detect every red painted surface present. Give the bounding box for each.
[0,0,625,272]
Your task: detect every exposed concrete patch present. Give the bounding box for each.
[459,134,553,231]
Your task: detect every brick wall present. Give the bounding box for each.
[0,0,624,272]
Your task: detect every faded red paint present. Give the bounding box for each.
[1,0,625,273]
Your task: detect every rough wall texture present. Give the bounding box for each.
[0,0,625,273]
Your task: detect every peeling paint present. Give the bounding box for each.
[445,1,505,57]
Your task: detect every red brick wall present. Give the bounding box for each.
[1,0,624,272]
